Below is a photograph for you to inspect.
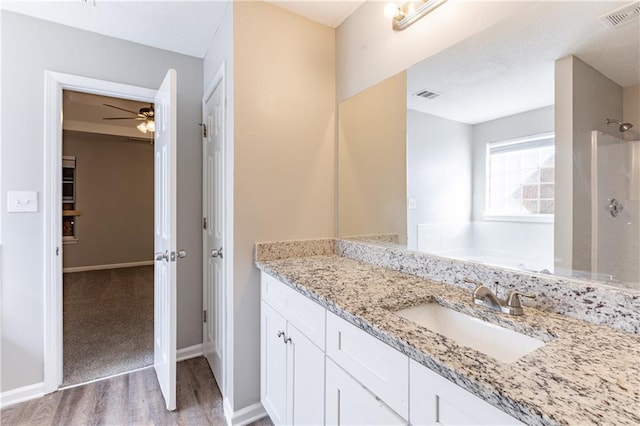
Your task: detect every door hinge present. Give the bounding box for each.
[56,247,60,256]
[203,217,207,230]
[199,122,208,138]
[203,310,207,323]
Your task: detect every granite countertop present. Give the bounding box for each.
[255,254,640,426]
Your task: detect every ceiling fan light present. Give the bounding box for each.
[146,120,155,132]
[137,122,148,134]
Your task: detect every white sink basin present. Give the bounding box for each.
[395,303,545,363]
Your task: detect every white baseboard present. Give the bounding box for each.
[63,260,154,273]
[224,399,267,426]
[177,343,203,362]
[0,382,45,409]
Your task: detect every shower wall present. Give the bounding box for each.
[592,131,640,287]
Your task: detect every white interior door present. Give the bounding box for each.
[154,69,178,411]
[203,76,225,387]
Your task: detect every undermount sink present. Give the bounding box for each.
[395,303,545,363]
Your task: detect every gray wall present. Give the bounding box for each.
[406,109,473,250]
[1,11,203,392]
[62,131,153,268]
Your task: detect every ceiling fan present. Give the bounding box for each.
[103,103,155,134]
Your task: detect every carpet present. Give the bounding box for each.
[62,265,154,387]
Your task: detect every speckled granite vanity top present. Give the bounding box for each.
[255,254,640,425]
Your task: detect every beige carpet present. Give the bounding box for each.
[63,266,154,387]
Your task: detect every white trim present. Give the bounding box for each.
[0,382,45,409]
[44,71,156,395]
[485,131,555,149]
[224,400,267,426]
[59,365,153,391]
[481,215,554,224]
[176,344,204,362]
[62,260,154,273]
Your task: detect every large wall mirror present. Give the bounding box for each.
[337,1,640,291]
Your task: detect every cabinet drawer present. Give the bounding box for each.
[410,360,523,425]
[326,311,409,420]
[261,272,326,350]
[326,358,407,426]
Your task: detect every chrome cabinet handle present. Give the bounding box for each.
[211,247,223,259]
[284,336,292,344]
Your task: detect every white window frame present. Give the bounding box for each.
[483,131,555,223]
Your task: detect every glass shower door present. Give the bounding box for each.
[591,131,640,288]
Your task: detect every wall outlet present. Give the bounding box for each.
[7,191,38,213]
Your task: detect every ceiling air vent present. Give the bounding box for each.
[414,89,440,100]
[600,2,640,28]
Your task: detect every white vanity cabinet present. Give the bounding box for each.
[260,273,326,425]
[410,360,523,426]
[260,272,524,426]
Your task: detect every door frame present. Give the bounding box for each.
[43,71,156,393]
[201,62,234,407]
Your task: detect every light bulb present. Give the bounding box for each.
[384,2,402,19]
[146,120,155,132]
[137,122,148,134]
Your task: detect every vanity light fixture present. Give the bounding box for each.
[385,0,448,31]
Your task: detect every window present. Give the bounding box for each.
[485,133,554,217]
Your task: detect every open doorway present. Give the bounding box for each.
[60,90,155,387]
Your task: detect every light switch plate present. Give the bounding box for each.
[7,191,38,213]
[407,198,417,210]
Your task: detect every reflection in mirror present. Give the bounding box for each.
[337,1,640,290]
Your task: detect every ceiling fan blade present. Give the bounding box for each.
[103,103,140,115]
[103,117,146,120]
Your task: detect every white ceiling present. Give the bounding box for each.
[407,1,640,124]
[0,0,230,58]
[0,0,364,58]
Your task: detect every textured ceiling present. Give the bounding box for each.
[0,0,364,56]
[0,0,230,58]
[407,1,640,124]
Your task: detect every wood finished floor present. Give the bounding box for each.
[1,357,273,426]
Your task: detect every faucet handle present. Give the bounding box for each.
[463,278,484,289]
[505,291,536,308]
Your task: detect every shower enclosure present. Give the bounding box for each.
[590,131,640,288]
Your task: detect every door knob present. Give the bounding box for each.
[170,250,187,261]
[211,247,223,259]
[155,251,169,261]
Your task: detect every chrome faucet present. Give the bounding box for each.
[463,278,536,316]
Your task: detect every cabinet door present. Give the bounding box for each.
[409,360,523,426]
[326,359,407,426]
[261,302,288,425]
[287,324,325,425]
[326,312,409,420]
